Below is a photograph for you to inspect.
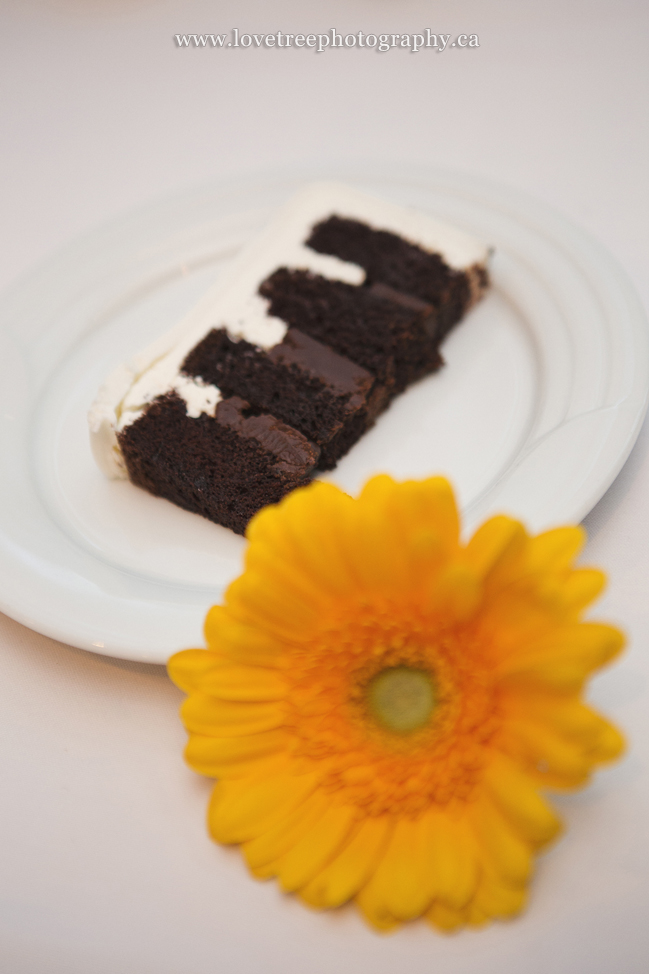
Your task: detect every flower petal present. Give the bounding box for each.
[180,694,284,737]
[354,492,419,592]
[464,516,527,579]
[247,483,360,599]
[360,476,458,542]
[299,816,392,908]
[244,789,332,876]
[184,730,288,778]
[499,623,624,689]
[208,769,316,844]
[427,562,482,622]
[361,815,437,921]
[355,882,400,933]
[502,718,594,786]
[467,873,527,924]
[345,476,460,593]
[423,810,478,909]
[526,527,585,572]
[588,718,626,762]
[226,570,321,641]
[275,803,357,892]
[555,569,606,612]
[504,693,626,763]
[426,900,466,932]
[483,755,562,847]
[204,606,287,666]
[167,648,222,693]
[243,548,335,617]
[200,664,287,701]
[468,797,533,886]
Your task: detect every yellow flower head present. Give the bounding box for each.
[168,476,625,932]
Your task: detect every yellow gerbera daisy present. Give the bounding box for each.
[168,476,625,932]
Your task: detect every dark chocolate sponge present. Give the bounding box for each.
[118,394,319,535]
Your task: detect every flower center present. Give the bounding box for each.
[366,666,436,735]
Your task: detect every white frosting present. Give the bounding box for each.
[282,245,364,286]
[218,294,287,348]
[89,181,489,479]
[88,363,139,478]
[173,375,220,419]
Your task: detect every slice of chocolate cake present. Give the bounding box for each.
[89,181,490,533]
[119,394,319,535]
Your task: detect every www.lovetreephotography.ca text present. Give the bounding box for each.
[174,29,480,54]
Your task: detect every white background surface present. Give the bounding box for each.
[1,1,649,972]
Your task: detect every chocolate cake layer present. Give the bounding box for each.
[306,216,485,341]
[181,326,385,470]
[259,268,442,394]
[118,394,319,535]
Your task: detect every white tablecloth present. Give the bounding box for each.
[1,1,648,971]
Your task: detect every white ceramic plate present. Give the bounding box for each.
[1,166,647,663]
